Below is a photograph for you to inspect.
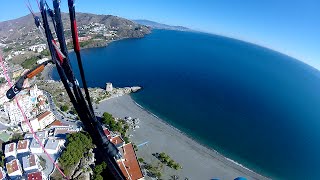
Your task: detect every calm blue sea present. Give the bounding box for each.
[53,29,320,179]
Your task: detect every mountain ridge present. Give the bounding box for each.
[133,19,190,31]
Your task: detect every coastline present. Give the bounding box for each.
[42,62,269,179]
[97,94,269,180]
[132,100,261,176]
[40,33,269,179]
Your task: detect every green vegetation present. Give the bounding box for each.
[79,40,94,48]
[0,77,5,84]
[0,152,4,167]
[21,56,38,69]
[3,47,13,52]
[39,156,47,170]
[102,112,130,142]
[59,132,94,176]
[145,163,162,178]
[158,152,182,170]
[40,49,50,56]
[94,34,105,39]
[93,162,107,180]
[138,157,144,163]
[10,133,24,141]
[60,105,69,112]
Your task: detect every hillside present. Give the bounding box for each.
[134,19,190,31]
[0,12,151,52]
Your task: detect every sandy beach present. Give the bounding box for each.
[97,95,269,180]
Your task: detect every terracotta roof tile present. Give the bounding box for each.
[118,143,143,180]
[111,136,124,146]
[6,159,19,174]
[37,111,51,121]
[27,171,42,180]
[17,140,29,150]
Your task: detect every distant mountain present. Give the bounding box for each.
[134,20,190,31]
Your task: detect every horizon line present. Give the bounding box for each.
[1,11,317,72]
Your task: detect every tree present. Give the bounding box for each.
[39,156,47,170]
[93,162,107,180]
[167,159,175,168]
[0,152,4,167]
[102,112,114,125]
[59,132,93,176]
[61,105,69,112]
[138,158,144,163]
[173,163,181,170]
[10,133,24,141]
[40,49,50,56]
[0,77,5,84]
[94,174,103,180]
[123,136,129,144]
[159,152,166,159]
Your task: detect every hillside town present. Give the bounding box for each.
[0,34,146,179]
[0,10,162,180]
[0,66,145,179]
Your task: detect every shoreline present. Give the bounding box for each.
[132,100,261,176]
[97,94,270,180]
[40,34,269,179]
[41,63,270,179]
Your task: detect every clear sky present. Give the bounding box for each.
[0,0,319,69]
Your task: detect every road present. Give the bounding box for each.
[43,91,78,127]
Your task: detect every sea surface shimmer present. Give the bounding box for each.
[53,29,320,179]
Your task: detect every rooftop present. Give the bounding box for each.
[111,136,124,146]
[24,133,33,139]
[45,139,63,150]
[54,127,77,136]
[27,171,42,180]
[6,159,20,174]
[35,131,47,139]
[0,167,5,179]
[49,120,67,127]
[17,139,29,150]
[22,154,37,169]
[5,142,16,153]
[37,111,51,121]
[118,143,143,180]
[103,128,111,136]
[30,138,45,149]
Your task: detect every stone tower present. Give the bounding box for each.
[106,82,113,92]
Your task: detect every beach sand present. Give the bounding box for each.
[97,95,269,180]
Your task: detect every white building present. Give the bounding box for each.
[4,142,16,158]
[36,131,48,139]
[45,139,65,154]
[16,139,30,154]
[30,138,45,154]
[0,167,7,180]
[24,133,34,140]
[106,82,113,92]
[22,154,40,173]
[6,159,23,178]
[37,111,55,129]
[28,44,46,53]
[3,94,34,126]
[21,118,40,132]
[37,57,49,65]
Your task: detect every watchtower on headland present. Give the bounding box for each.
[106,82,113,92]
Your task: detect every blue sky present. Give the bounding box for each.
[1,0,319,69]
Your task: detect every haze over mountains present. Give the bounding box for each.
[134,20,190,31]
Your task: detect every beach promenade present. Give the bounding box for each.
[97,95,269,180]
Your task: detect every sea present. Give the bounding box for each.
[53,29,320,179]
